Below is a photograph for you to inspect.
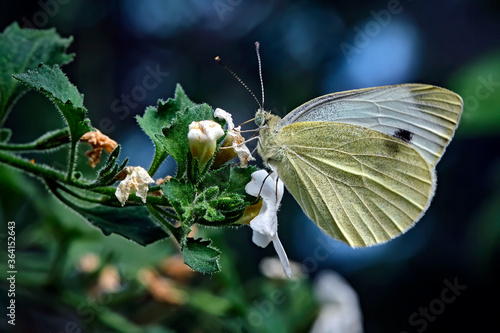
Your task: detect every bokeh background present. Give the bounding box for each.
[1,0,500,332]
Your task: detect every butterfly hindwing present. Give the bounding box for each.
[273,121,435,247]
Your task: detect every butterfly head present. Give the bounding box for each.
[255,109,281,129]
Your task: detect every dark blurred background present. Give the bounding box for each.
[1,0,500,332]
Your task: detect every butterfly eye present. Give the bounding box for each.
[255,111,266,127]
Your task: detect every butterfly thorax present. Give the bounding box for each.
[256,111,285,168]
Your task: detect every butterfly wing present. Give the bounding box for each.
[274,121,434,247]
[278,84,463,168]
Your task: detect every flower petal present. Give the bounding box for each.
[271,234,292,278]
[115,166,155,206]
[252,230,272,248]
[214,108,234,130]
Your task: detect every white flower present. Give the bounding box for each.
[214,108,235,129]
[245,170,291,278]
[259,257,306,280]
[115,166,155,206]
[309,271,364,333]
[214,108,255,167]
[188,120,225,167]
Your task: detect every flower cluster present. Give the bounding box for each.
[114,107,292,277]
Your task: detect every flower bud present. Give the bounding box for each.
[187,120,224,167]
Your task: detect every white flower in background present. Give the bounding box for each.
[214,108,255,167]
[259,257,306,280]
[245,170,291,278]
[188,120,224,167]
[309,271,364,333]
[115,166,155,206]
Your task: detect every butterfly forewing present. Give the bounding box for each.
[274,121,435,247]
[278,84,463,168]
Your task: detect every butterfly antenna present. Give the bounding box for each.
[215,56,262,111]
[255,41,265,111]
[236,117,256,128]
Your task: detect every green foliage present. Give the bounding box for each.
[0,22,73,125]
[57,194,169,246]
[0,23,258,275]
[450,51,500,137]
[182,237,221,274]
[13,64,92,147]
[137,84,218,176]
[90,145,128,187]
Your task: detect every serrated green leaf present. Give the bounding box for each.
[198,164,231,191]
[136,84,196,175]
[0,22,73,125]
[182,237,221,274]
[203,186,220,201]
[13,64,92,147]
[161,178,195,223]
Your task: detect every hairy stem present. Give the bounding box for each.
[0,128,69,151]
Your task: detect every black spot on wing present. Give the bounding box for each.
[393,129,413,143]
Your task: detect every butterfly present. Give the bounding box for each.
[255,84,463,247]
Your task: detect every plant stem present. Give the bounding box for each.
[0,128,69,151]
[0,150,172,206]
[66,142,77,182]
[0,150,67,182]
[146,203,182,241]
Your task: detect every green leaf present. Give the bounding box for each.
[182,237,221,274]
[196,190,247,225]
[13,64,92,144]
[137,84,215,176]
[136,84,196,175]
[13,64,92,179]
[51,184,169,246]
[71,203,168,246]
[198,164,231,191]
[161,178,195,223]
[0,22,73,125]
[227,165,258,195]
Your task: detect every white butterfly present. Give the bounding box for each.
[256,84,463,247]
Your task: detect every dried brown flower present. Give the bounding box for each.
[80,130,118,168]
